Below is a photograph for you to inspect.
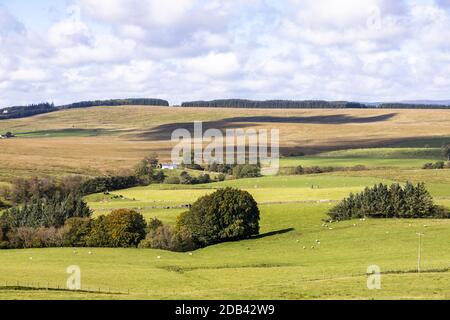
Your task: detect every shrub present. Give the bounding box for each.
[88,209,147,248]
[232,164,261,178]
[0,221,9,248]
[435,161,445,169]
[217,174,226,182]
[180,171,196,184]
[33,227,64,248]
[175,188,260,249]
[0,198,7,209]
[422,163,434,169]
[295,166,304,175]
[147,217,164,232]
[139,225,174,250]
[80,176,140,194]
[5,227,63,249]
[62,217,93,247]
[164,176,180,184]
[197,174,211,184]
[1,192,91,229]
[423,161,447,170]
[86,216,111,247]
[151,170,166,184]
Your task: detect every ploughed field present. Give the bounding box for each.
[1,106,450,299]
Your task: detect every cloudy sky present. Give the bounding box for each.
[0,0,449,106]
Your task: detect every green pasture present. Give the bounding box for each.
[1,202,450,299]
[279,148,444,169]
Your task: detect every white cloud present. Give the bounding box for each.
[183,52,240,78]
[1,0,450,107]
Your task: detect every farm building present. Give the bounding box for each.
[0,132,15,139]
[160,163,179,170]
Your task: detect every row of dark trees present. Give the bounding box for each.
[0,99,169,121]
[0,208,147,249]
[378,103,450,109]
[0,174,260,251]
[328,182,449,221]
[181,100,368,109]
[181,99,450,109]
[59,98,169,109]
[0,103,56,120]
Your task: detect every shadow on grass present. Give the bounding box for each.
[135,113,398,141]
[16,128,130,138]
[250,228,295,240]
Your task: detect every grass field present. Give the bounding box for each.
[1,106,450,300]
[2,202,450,299]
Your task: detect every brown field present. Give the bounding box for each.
[1,106,450,183]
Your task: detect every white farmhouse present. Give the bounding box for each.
[160,163,179,170]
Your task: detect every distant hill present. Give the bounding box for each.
[0,98,170,120]
[2,98,450,121]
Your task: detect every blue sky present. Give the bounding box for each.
[0,0,449,106]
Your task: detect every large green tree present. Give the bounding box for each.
[175,188,260,249]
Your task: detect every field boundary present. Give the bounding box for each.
[0,282,127,295]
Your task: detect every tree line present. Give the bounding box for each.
[0,98,169,120]
[181,99,450,109]
[0,172,260,251]
[181,99,368,109]
[0,103,56,120]
[328,182,449,221]
[59,98,169,109]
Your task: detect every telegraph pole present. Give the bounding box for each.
[416,233,424,273]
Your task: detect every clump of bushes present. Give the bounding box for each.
[165,171,211,185]
[164,176,181,184]
[1,192,91,229]
[80,176,141,194]
[232,164,261,178]
[139,218,174,251]
[207,162,261,179]
[422,161,449,170]
[292,165,367,175]
[0,198,8,209]
[0,208,147,249]
[328,182,449,221]
[75,209,147,248]
[141,188,260,251]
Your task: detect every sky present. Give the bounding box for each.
[0,0,449,107]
